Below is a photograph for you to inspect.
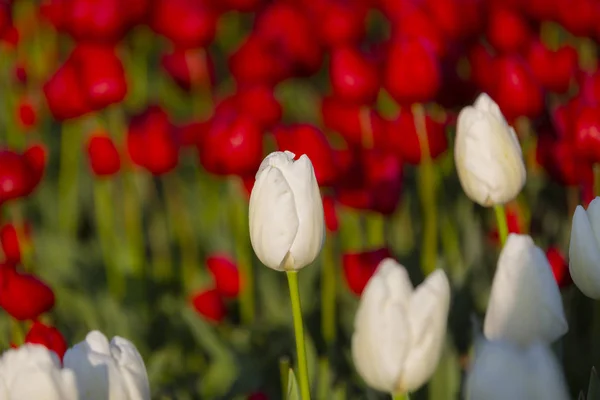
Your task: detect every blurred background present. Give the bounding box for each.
[0,0,598,398]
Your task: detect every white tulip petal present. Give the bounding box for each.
[569,205,600,298]
[282,155,325,269]
[473,93,507,127]
[527,343,570,400]
[110,337,151,400]
[484,234,567,346]
[402,269,450,392]
[249,165,299,270]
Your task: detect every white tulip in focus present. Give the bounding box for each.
[351,258,451,394]
[569,197,600,299]
[466,339,569,400]
[249,151,325,271]
[63,331,150,400]
[0,344,78,400]
[455,93,526,206]
[484,234,567,346]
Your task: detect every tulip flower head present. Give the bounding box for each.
[466,339,569,400]
[455,93,526,206]
[249,151,325,271]
[569,197,600,298]
[351,258,451,394]
[484,234,568,346]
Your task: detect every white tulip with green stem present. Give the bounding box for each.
[249,151,325,400]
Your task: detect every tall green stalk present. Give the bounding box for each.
[392,393,410,400]
[58,121,81,238]
[493,205,508,247]
[319,235,337,400]
[286,271,311,400]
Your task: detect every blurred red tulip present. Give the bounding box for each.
[161,48,214,91]
[0,267,55,321]
[490,56,543,121]
[25,321,68,362]
[486,4,532,54]
[87,134,121,177]
[17,100,36,129]
[0,147,44,204]
[384,38,440,105]
[546,247,572,289]
[191,288,226,323]
[43,60,91,120]
[321,96,386,147]
[342,248,391,295]
[73,44,127,109]
[247,392,269,400]
[273,124,338,186]
[556,0,597,37]
[199,110,263,177]
[425,0,483,41]
[235,85,282,130]
[323,195,339,233]
[229,34,292,85]
[527,41,577,94]
[336,149,403,215]
[0,223,30,265]
[329,46,380,105]
[14,65,27,84]
[22,144,47,195]
[390,6,446,58]
[150,0,218,48]
[524,0,558,20]
[207,254,241,298]
[384,110,447,165]
[205,0,265,12]
[306,0,368,48]
[175,120,210,148]
[572,104,600,163]
[127,106,179,175]
[468,43,497,94]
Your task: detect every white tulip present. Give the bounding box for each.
[63,331,150,400]
[455,93,526,206]
[484,234,567,346]
[351,258,451,394]
[466,339,569,400]
[0,344,79,400]
[249,151,325,271]
[569,197,600,298]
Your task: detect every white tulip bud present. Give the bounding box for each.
[249,151,325,271]
[0,344,79,400]
[484,234,568,346]
[466,339,569,400]
[63,331,150,400]
[351,258,451,394]
[569,197,600,298]
[455,93,526,206]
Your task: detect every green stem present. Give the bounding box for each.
[58,121,81,238]
[93,178,125,300]
[150,180,173,281]
[493,205,509,247]
[413,104,438,276]
[280,357,291,400]
[286,271,311,400]
[321,235,337,345]
[317,357,330,400]
[392,393,410,400]
[230,179,254,325]
[123,171,146,277]
[365,212,385,248]
[10,318,25,346]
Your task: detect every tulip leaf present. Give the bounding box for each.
[287,368,301,400]
[588,367,600,400]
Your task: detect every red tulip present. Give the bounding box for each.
[175,120,210,148]
[556,0,597,37]
[329,46,379,105]
[524,0,558,20]
[150,0,218,49]
[229,34,292,86]
[546,247,571,289]
[247,392,269,400]
[191,288,226,323]
[307,0,368,48]
[336,149,403,215]
[342,248,391,295]
[490,56,543,121]
[22,144,46,195]
[321,96,386,147]
[0,223,30,265]
[72,44,127,109]
[205,0,265,12]
[527,41,577,94]
[424,0,483,41]
[127,106,179,175]
[25,321,68,362]
[384,110,447,165]
[486,4,532,54]
[273,124,338,186]
[198,110,263,176]
[0,267,55,321]
[16,99,36,129]
[0,147,44,204]
[235,85,282,130]
[390,6,446,58]
[87,134,121,177]
[468,43,497,94]
[572,104,600,163]
[323,195,339,233]
[207,254,240,298]
[43,60,91,120]
[160,47,214,91]
[384,37,440,105]
[14,65,27,84]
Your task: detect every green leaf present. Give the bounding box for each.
[588,367,600,400]
[287,368,301,400]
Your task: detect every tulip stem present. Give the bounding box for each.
[286,270,311,400]
[230,179,255,325]
[594,164,600,197]
[9,318,24,346]
[93,178,125,300]
[123,171,146,278]
[493,204,509,246]
[392,393,410,400]
[58,120,80,239]
[319,235,336,400]
[412,103,438,276]
[279,357,291,400]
